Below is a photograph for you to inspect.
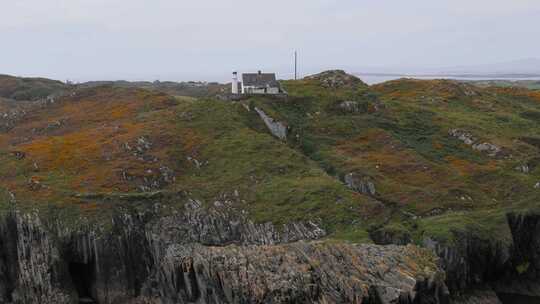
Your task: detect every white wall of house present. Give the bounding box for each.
[266,87,280,94]
[242,85,279,94]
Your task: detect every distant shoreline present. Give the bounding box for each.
[358,72,540,78]
[356,73,540,85]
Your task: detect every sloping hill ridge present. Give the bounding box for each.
[0,71,539,303]
[0,74,68,101]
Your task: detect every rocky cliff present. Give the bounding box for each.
[416,211,540,302]
[0,202,447,304]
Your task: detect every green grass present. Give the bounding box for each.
[2,75,540,244]
[165,99,377,235]
[274,77,540,244]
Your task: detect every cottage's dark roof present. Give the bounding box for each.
[242,73,278,87]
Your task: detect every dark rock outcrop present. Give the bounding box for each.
[0,202,449,304]
[500,212,540,296]
[345,172,376,196]
[507,212,540,278]
[423,234,510,294]
[419,211,540,302]
[370,226,412,246]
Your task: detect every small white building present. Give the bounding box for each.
[231,71,281,94]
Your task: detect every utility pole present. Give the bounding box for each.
[294,51,298,80]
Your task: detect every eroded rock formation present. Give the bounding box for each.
[0,202,449,304]
[345,173,376,196]
[416,212,540,302]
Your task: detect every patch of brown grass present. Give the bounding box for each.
[2,86,185,200]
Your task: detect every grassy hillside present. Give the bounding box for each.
[468,79,540,90]
[1,71,540,245]
[271,74,540,243]
[0,83,379,239]
[0,74,67,101]
[79,80,227,98]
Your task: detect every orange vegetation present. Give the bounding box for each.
[372,79,481,102]
[1,86,186,205]
[335,129,440,187]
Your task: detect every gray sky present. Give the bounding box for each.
[1,0,539,82]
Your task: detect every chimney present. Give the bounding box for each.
[232,71,238,94]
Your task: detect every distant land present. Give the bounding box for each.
[356,73,540,85]
[427,58,540,76]
[355,58,540,84]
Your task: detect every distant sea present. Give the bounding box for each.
[356,74,540,85]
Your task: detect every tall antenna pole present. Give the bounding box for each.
[294,51,298,80]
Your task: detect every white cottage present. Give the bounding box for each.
[231,71,281,94]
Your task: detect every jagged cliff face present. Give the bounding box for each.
[497,213,540,295]
[154,243,445,304]
[12,203,540,304]
[0,203,447,304]
[445,215,540,303]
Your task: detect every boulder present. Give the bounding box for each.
[338,100,368,113]
[344,172,376,196]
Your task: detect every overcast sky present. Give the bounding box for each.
[1,0,539,81]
